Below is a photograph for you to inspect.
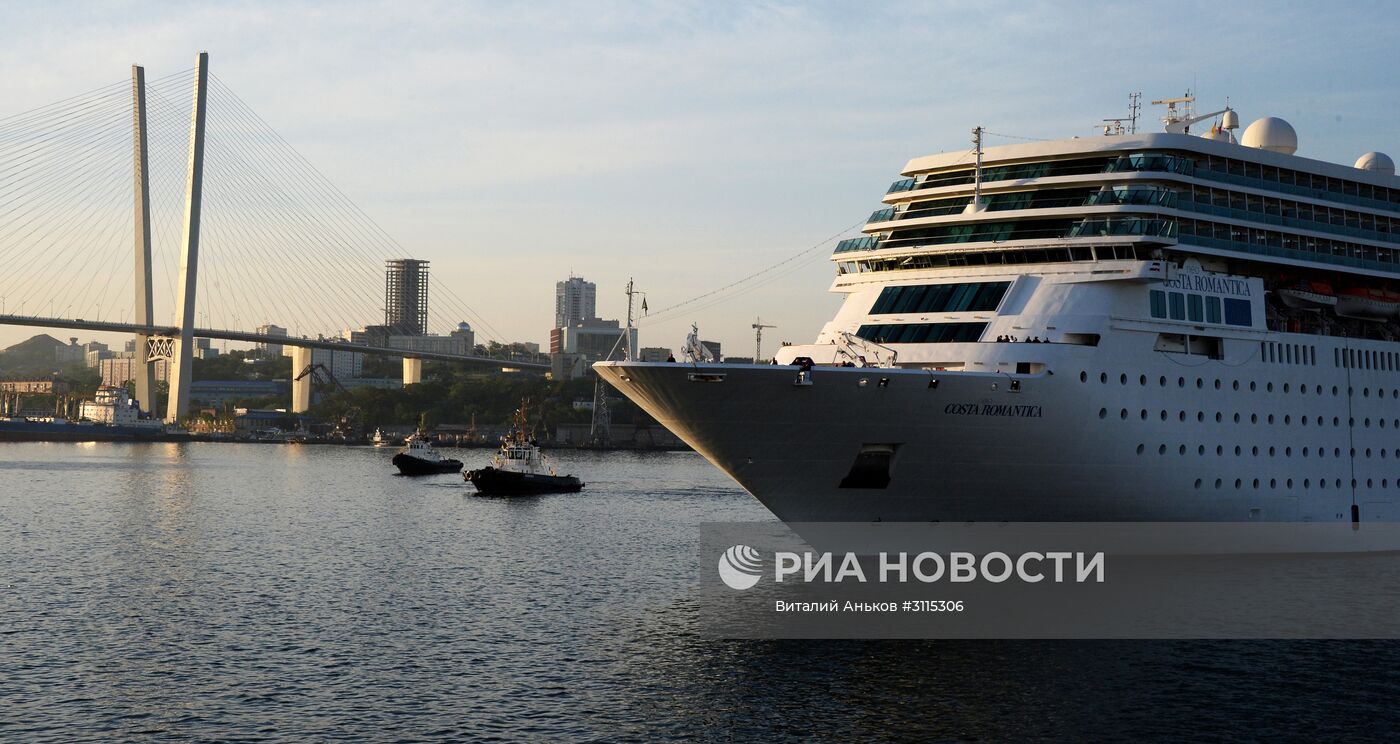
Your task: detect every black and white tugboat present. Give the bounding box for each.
[465,404,583,495]
[392,433,464,475]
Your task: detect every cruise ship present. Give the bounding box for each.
[596,96,1400,523]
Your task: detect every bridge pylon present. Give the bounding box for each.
[131,65,158,415]
[165,52,210,424]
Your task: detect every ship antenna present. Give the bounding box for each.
[1129,92,1141,134]
[965,125,985,214]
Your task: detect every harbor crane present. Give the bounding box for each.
[752,317,776,363]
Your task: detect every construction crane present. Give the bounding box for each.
[294,363,365,439]
[752,317,776,363]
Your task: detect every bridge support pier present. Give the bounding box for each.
[291,347,312,413]
[403,357,422,386]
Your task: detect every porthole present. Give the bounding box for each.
[1316,385,1323,395]
[1197,412,1205,422]
[1195,378,1203,389]
[1120,373,1128,385]
[1284,415,1291,425]
[1216,412,1223,422]
[1251,446,1259,456]
[1285,447,1292,456]
[1269,446,1276,457]
[1287,478,1294,488]
[1321,480,1327,490]
[1158,444,1167,455]
[1098,408,1108,419]
[1270,479,1276,489]
[1198,445,1206,455]
[1120,409,1128,420]
[1235,479,1243,489]
[1365,418,1372,427]
[1250,381,1257,392]
[1300,385,1307,396]
[1303,447,1309,457]
[1332,386,1339,396]
[1080,371,1088,383]
[1301,416,1308,426]
[1336,479,1343,489]
[1234,446,1242,456]
[1179,445,1186,455]
[1267,382,1274,392]
[1233,380,1240,391]
[1250,414,1258,424]
[1139,374,1147,386]
[1216,445,1223,455]
[1268,414,1275,424]
[1100,373,1108,384]
[1136,444,1145,454]
[1304,479,1311,488]
[1368,479,1374,488]
[1140,409,1148,420]
[1253,478,1260,489]
[1284,383,1290,393]
[1194,479,1202,489]
[1234,413,1242,423]
[1214,379,1221,390]
[1334,417,1340,426]
[1364,388,1371,398]
[1159,376,1167,387]
[1160,410,1168,421]
[1214,479,1223,489]
[1337,448,1343,457]
[1178,377,1185,388]
[1178,411,1186,422]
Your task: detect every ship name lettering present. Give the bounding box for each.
[943,403,1043,418]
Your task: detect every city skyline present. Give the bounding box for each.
[1,2,1399,356]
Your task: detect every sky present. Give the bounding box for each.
[1,0,1399,356]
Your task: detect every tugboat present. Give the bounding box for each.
[392,433,464,475]
[465,403,584,495]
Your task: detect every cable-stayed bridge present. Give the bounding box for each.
[0,52,544,423]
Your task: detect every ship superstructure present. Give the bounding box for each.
[597,96,1400,523]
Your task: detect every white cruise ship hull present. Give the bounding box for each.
[597,348,1400,523]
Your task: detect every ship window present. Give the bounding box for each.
[1223,298,1251,326]
[855,322,987,344]
[868,281,1010,315]
[1187,294,1204,322]
[1205,296,1222,324]
[1149,290,1167,318]
[1168,292,1186,320]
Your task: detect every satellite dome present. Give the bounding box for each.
[1240,117,1297,155]
[1221,109,1240,130]
[1354,151,1396,176]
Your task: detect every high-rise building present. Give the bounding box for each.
[385,259,430,336]
[255,324,288,357]
[555,276,597,329]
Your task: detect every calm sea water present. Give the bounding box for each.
[2,442,1399,741]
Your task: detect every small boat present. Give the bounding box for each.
[392,433,464,475]
[1277,281,1337,311]
[1335,287,1399,321]
[465,402,583,495]
[371,428,391,447]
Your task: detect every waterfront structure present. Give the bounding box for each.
[189,380,288,407]
[255,324,288,357]
[385,259,430,335]
[0,379,68,394]
[599,99,1400,523]
[556,276,597,328]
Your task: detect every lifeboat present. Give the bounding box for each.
[1335,287,1400,321]
[1276,281,1337,311]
